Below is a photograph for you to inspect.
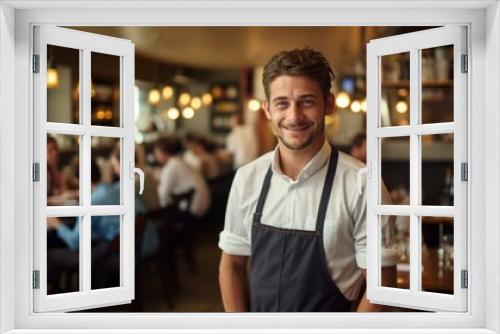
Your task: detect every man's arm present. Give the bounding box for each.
[219,252,250,312]
[356,266,397,312]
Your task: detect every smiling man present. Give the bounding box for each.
[218,47,397,312]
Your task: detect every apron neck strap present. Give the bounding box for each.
[252,147,339,231]
[253,166,273,225]
[316,148,339,233]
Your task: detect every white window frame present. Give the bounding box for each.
[366,26,468,312]
[33,26,136,312]
[0,1,499,333]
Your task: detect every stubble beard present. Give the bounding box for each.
[277,120,325,151]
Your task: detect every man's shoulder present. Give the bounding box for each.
[337,151,366,173]
[164,156,189,173]
[234,151,274,181]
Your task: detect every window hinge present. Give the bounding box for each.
[33,163,40,182]
[33,270,40,289]
[461,269,468,289]
[461,54,468,73]
[461,162,468,181]
[32,55,40,73]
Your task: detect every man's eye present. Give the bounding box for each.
[275,102,288,108]
[300,99,315,107]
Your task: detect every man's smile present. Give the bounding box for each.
[281,123,313,132]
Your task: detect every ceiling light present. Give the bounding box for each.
[248,99,261,112]
[167,107,180,120]
[182,107,195,119]
[202,93,213,105]
[361,99,367,112]
[396,100,408,114]
[148,89,161,105]
[336,91,351,109]
[190,97,202,110]
[350,100,362,113]
[47,68,59,89]
[179,92,191,107]
[162,86,174,100]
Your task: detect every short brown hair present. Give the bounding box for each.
[154,136,184,156]
[351,132,366,150]
[262,47,335,101]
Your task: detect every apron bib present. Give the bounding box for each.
[249,149,352,312]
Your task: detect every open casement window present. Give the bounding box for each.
[33,26,139,312]
[366,26,468,312]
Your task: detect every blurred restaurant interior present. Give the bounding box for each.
[45,26,455,312]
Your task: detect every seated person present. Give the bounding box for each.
[47,135,79,205]
[225,113,259,169]
[154,136,210,218]
[47,135,65,197]
[47,145,157,291]
[349,132,367,163]
[183,133,220,180]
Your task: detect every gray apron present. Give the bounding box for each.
[250,149,352,312]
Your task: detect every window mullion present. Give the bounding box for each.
[409,48,421,293]
[81,48,91,293]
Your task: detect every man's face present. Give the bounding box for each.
[351,140,367,163]
[359,140,367,163]
[47,142,59,167]
[263,75,333,151]
[153,147,168,165]
[110,153,120,177]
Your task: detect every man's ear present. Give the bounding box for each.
[262,100,271,120]
[326,93,335,116]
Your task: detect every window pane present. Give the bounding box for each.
[421,134,454,206]
[91,52,121,127]
[91,215,121,290]
[421,45,454,124]
[91,137,121,206]
[380,215,407,290]
[421,216,454,294]
[380,52,410,127]
[380,137,410,205]
[47,216,80,295]
[47,45,80,124]
[47,134,80,206]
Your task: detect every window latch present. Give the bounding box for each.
[129,162,144,195]
[356,163,371,195]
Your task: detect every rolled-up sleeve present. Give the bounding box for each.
[218,171,251,256]
[350,173,368,269]
[350,174,398,269]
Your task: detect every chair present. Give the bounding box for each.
[205,171,234,237]
[149,188,199,289]
[133,213,175,311]
[169,188,199,273]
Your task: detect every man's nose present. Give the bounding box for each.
[287,102,303,122]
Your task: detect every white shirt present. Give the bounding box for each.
[157,156,210,217]
[219,140,398,301]
[226,125,259,168]
[183,150,219,180]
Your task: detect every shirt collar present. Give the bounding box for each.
[271,139,332,184]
